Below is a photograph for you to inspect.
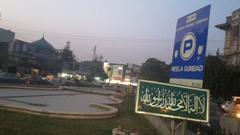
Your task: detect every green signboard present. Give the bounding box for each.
[135,80,209,122]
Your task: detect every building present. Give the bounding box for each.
[103,62,140,85]
[216,8,240,65]
[27,36,62,75]
[216,8,240,135]
[110,64,125,82]
[13,39,29,55]
[125,63,141,83]
[9,39,35,74]
[11,37,62,75]
[0,28,15,72]
[0,28,15,53]
[0,28,61,75]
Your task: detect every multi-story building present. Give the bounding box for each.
[0,27,61,75]
[9,39,35,74]
[110,63,125,82]
[216,8,240,65]
[0,28,15,71]
[216,8,240,135]
[28,36,62,74]
[125,63,141,83]
[103,62,140,85]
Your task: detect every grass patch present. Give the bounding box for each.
[0,95,159,135]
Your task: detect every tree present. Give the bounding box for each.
[139,58,170,83]
[203,55,240,99]
[61,44,75,63]
[203,55,227,98]
[59,42,78,70]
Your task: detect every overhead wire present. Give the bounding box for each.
[2,26,224,43]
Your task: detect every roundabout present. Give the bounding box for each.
[0,86,122,119]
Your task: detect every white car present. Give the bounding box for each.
[229,97,240,118]
[222,96,240,118]
[221,101,232,112]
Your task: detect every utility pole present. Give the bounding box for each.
[92,45,97,61]
[66,41,71,47]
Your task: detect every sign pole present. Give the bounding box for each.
[135,5,211,135]
[168,120,186,135]
[168,5,211,135]
[135,80,209,135]
[170,120,175,135]
[180,120,187,135]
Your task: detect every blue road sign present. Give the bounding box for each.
[170,5,211,86]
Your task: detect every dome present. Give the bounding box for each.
[29,37,55,54]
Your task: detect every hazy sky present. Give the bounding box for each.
[0,0,239,65]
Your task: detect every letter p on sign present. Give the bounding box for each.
[183,40,193,54]
[180,32,196,61]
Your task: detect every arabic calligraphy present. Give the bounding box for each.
[140,87,206,114]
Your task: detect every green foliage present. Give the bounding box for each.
[139,58,170,83]
[61,45,75,63]
[203,55,240,98]
[59,45,78,70]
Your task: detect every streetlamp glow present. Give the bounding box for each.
[236,113,240,118]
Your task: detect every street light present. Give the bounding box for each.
[236,113,240,118]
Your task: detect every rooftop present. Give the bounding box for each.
[215,8,240,30]
[29,36,55,54]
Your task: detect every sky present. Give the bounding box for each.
[0,0,239,65]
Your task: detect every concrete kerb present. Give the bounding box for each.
[0,103,118,119]
[0,85,62,91]
[63,86,124,105]
[109,95,123,104]
[0,86,123,119]
[62,86,112,96]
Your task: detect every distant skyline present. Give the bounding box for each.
[0,0,239,65]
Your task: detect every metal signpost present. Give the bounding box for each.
[170,5,211,88]
[169,5,211,134]
[135,5,211,135]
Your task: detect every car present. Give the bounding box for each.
[221,101,232,112]
[31,76,52,85]
[222,96,240,118]
[229,97,240,118]
[0,72,25,84]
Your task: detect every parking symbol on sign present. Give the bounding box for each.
[180,32,196,61]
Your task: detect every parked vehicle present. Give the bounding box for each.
[0,72,25,84]
[31,76,52,85]
[221,101,232,112]
[229,97,240,118]
[222,96,240,118]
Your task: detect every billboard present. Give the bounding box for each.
[111,65,124,81]
[170,5,211,88]
[135,80,209,122]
